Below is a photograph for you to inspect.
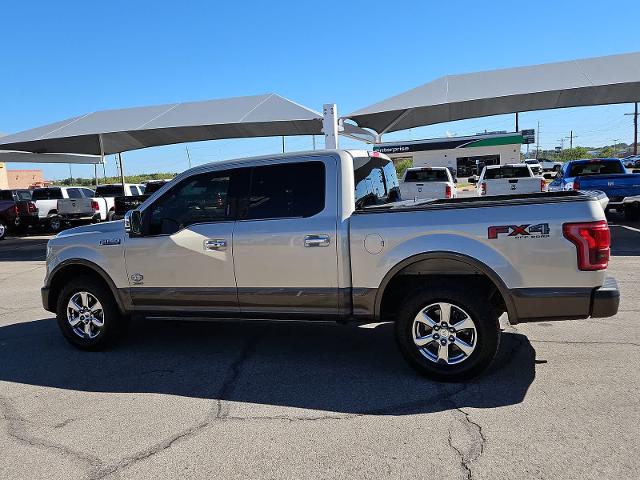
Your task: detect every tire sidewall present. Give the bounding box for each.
[0,221,6,240]
[56,277,121,350]
[49,215,62,232]
[395,286,500,381]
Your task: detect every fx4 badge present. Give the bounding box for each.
[488,223,550,239]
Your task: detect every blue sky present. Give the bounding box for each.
[1,0,639,180]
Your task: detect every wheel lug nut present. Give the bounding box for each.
[434,325,440,331]
[440,339,447,346]
[449,336,455,342]
[449,327,455,333]
[441,322,447,327]
[433,333,440,340]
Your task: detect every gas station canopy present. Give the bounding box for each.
[347,51,640,135]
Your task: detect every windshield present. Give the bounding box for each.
[143,181,168,194]
[484,166,531,180]
[353,155,401,208]
[525,159,539,164]
[95,185,125,197]
[568,160,624,176]
[32,188,62,200]
[404,169,449,182]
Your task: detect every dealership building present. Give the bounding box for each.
[372,132,523,178]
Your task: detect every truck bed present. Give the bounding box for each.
[357,190,605,213]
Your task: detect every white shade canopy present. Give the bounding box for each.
[347,52,640,134]
[0,93,327,156]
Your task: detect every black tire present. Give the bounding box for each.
[48,215,63,233]
[56,275,130,350]
[0,220,6,240]
[395,284,500,381]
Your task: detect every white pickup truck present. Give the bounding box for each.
[95,184,145,221]
[476,164,545,197]
[400,166,456,200]
[42,150,619,381]
[32,186,97,232]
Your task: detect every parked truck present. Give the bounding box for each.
[399,167,456,200]
[41,150,619,381]
[475,164,545,196]
[0,189,39,232]
[547,158,640,216]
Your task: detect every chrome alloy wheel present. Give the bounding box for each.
[0,223,5,238]
[67,292,105,339]
[412,302,477,365]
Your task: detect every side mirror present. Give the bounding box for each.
[543,173,554,180]
[124,210,142,236]
[454,178,458,184]
[468,177,477,185]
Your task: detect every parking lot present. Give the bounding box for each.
[0,217,638,480]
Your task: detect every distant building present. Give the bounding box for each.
[373,132,523,178]
[0,165,47,189]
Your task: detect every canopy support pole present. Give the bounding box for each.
[118,153,125,187]
[635,102,638,156]
[98,134,105,183]
[323,104,339,149]
[94,164,98,187]
[515,112,519,132]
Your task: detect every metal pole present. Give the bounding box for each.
[94,163,98,187]
[98,134,106,181]
[536,121,540,159]
[570,130,573,149]
[515,112,519,132]
[312,135,316,150]
[635,102,638,155]
[281,136,285,153]
[118,152,125,187]
[185,146,192,168]
[68,164,73,185]
[323,104,339,149]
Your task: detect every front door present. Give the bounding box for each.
[232,157,340,318]
[124,169,239,314]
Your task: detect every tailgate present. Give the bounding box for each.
[58,198,93,215]
[486,178,540,195]
[578,174,640,201]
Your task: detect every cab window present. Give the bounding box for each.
[146,171,231,235]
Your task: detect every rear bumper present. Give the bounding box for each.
[510,277,620,322]
[60,213,100,223]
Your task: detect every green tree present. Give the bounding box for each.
[558,147,589,161]
[394,158,413,179]
[597,146,616,158]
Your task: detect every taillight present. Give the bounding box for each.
[13,204,19,216]
[480,182,487,195]
[540,178,546,192]
[91,200,100,212]
[573,178,580,191]
[563,220,610,271]
[445,184,452,198]
[28,202,37,213]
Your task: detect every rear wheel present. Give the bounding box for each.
[56,276,130,350]
[624,203,640,221]
[395,285,500,381]
[0,220,6,240]
[48,215,63,233]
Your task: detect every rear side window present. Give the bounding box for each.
[404,169,449,182]
[354,155,401,208]
[67,188,83,198]
[484,167,530,180]
[95,185,125,197]
[243,162,325,220]
[33,188,63,200]
[0,191,13,200]
[568,161,624,176]
[81,188,95,198]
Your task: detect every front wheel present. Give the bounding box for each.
[48,215,63,233]
[395,285,500,381]
[56,276,130,350]
[624,203,640,221]
[0,220,6,240]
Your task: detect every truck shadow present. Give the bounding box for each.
[0,318,535,415]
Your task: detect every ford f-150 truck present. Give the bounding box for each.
[476,164,545,196]
[548,158,640,215]
[41,150,620,381]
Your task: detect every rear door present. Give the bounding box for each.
[232,156,339,318]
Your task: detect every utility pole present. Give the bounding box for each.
[312,135,316,150]
[281,136,285,153]
[564,131,578,149]
[612,139,620,157]
[535,121,540,159]
[557,138,565,150]
[68,164,73,185]
[624,102,639,155]
[185,146,192,168]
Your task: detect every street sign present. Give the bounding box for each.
[521,129,535,144]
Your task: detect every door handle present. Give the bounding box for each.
[304,234,330,247]
[204,239,227,251]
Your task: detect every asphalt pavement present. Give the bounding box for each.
[0,225,638,480]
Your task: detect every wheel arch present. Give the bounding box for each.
[374,252,517,323]
[46,259,129,314]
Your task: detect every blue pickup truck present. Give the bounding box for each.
[548,158,640,217]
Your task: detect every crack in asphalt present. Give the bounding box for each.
[0,396,104,477]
